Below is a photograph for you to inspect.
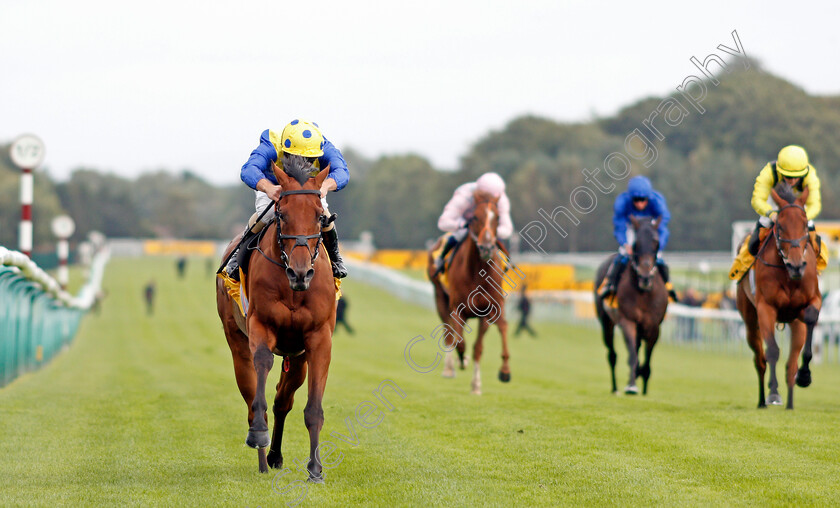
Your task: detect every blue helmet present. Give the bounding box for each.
[627,175,653,200]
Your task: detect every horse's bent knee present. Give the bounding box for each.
[303,406,324,430]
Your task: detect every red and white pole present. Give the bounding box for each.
[57,238,69,289]
[19,167,33,257]
[51,215,75,290]
[10,134,45,258]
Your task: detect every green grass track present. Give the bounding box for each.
[2,257,840,507]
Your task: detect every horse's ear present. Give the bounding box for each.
[272,162,291,187]
[796,186,810,206]
[314,165,330,188]
[629,216,641,229]
[770,189,788,207]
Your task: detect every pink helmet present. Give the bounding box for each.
[476,172,505,197]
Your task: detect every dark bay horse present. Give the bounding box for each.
[594,217,668,395]
[736,183,820,409]
[427,190,515,394]
[216,156,337,478]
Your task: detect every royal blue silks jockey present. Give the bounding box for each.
[223,119,350,282]
[597,175,677,301]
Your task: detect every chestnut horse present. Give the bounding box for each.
[736,182,820,409]
[216,156,337,478]
[594,217,668,395]
[427,190,514,395]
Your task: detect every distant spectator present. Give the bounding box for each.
[335,297,354,335]
[144,280,156,315]
[92,289,107,315]
[176,257,187,278]
[515,285,537,338]
[678,288,706,341]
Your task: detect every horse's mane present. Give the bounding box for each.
[473,189,499,204]
[633,218,659,255]
[282,153,316,186]
[774,181,797,205]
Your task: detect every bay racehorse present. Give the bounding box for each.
[216,155,337,477]
[427,190,515,394]
[736,182,820,409]
[595,216,668,395]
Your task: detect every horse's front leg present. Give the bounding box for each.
[756,301,781,406]
[471,318,489,395]
[786,320,807,410]
[496,313,511,384]
[639,326,660,396]
[617,317,639,394]
[246,330,275,473]
[266,355,308,469]
[796,304,820,390]
[302,327,332,483]
[442,315,467,378]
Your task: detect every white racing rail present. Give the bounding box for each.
[0,245,109,310]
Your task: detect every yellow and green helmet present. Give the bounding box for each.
[776,145,811,178]
[280,119,325,158]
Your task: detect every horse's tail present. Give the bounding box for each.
[428,240,451,321]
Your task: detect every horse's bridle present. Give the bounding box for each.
[255,189,327,270]
[759,203,809,269]
[468,199,499,258]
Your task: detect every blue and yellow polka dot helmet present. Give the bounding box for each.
[280,119,325,158]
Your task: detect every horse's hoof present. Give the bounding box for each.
[442,369,455,379]
[796,369,812,388]
[266,451,282,469]
[766,393,783,405]
[307,473,325,484]
[624,385,639,395]
[246,429,271,449]
[471,389,482,395]
[498,371,511,383]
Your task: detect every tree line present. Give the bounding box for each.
[2,64,839,253]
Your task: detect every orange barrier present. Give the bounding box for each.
[348,249,593,291]
[143,240,216,256]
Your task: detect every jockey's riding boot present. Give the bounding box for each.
[598,257,622,298]
[323,226,348,278]
[747,221,763,256]
[224,249,241,282]
[434,234,460,277]
[657,260,678,302]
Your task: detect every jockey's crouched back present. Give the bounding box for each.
[598,175,677,302]
[433,172,513,276]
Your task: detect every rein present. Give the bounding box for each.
[255,189,325,270]
[758,203,809,270]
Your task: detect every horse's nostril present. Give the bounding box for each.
[305,269,315,281]
[286,267,296,280]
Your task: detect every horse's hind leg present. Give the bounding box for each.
[617,318,639,395]
[599,315,618,394]
[738,284,767,408]
[471,318,489,395]
[267,356,308,469]
[224,326,258,430]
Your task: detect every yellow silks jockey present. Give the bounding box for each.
[730,145,828,281]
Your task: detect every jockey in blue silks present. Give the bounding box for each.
[223,119,349,282]
[598,175,677,301]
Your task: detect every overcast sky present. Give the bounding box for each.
[1,0,838,185]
